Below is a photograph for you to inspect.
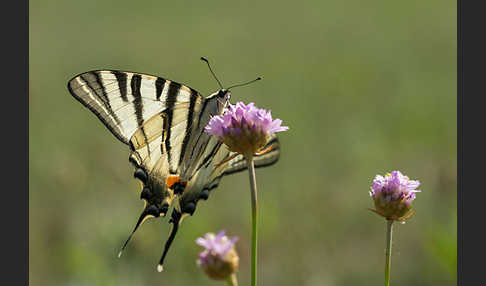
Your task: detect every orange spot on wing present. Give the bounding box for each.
[166,175,180,189]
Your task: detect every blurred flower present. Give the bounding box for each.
[369,171,421,221]
[196,230,239,280]
[205,102,288,157]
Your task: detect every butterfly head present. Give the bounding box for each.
[207,89,232,109]
[220,89,231,108]
[217,89,231,99]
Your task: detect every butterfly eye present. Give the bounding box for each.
[199,189,209,200]
[140,187,152,200]
[134,168,148,183]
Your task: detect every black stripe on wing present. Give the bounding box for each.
[155,77,166,100]
[130,74,152,153]
[179,89,199,167]
[164,82,180,173]
[112,71,129,102]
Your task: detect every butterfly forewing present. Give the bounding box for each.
[68,70,203,145]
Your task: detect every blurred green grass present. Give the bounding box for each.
[30,0,456,285]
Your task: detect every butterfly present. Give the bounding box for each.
[67,59,280,271]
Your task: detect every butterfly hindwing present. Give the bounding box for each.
[177,133,281,220]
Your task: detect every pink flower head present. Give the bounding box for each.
[369,171,421,221]
[205,102,288,157]
[196,230,239,280]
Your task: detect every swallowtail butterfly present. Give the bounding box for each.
[67,59,280,271]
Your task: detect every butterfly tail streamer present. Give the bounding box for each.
[118,210,152,258]
[157,209,183,272]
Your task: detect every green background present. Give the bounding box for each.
[30,0,456,285]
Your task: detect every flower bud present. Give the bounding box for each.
[196,231,239,280]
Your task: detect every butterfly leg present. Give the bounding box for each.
[396,209,416,222]
[255,144,274,156]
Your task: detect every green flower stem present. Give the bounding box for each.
[384,219,394,286]
[247,157,258,286]
[226,273,238,286]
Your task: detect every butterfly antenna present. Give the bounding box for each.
[118,210,151,258]
[201,57,224,90]
[227,77,262,90]
[156,209,182,272]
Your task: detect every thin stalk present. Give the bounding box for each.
[226,273,238,286]
[384,220,394,286]
[247,157,258,286]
